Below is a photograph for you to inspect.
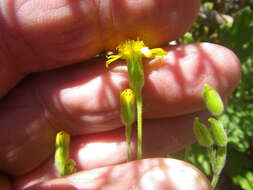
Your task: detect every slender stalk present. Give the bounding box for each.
[120,88,136,162]
[207,145,227,188]
[136,94,143,159]
[207,146,216,173]
[184,146,192,161]
[105,40,167,161]
[127,55,144,160]
[211,173,219,188]
[125,124,132,161]
[211,146,227,187]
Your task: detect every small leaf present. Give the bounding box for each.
[203,84,224,117]
[193,117,214,147]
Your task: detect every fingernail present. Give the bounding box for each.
[136,161,212,190]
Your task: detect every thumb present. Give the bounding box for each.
[0,0,199,98]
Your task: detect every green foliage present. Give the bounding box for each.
[226,147,253,190]
[171,143,212,176]
[219,7,253,60]
[203,2,214,10]
[219,7,253,153]
[176,5,253,190]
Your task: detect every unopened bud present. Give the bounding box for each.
[56,131,70,149]
[203,84,224,117]
[55,131,76,176]
[56,131,70,160]
[120,88,136,126]
[208,118,227,147]
[193,117,214,147]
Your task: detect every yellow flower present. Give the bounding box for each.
[105,40,167,160]
[106,40,168,67]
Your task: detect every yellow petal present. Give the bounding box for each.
[106,54,122,67]
[150,48,168,59]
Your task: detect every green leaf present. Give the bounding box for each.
[226,148,253,190]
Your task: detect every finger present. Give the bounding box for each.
[13,111,207,183]
[0,173,12,190]
[0,0,200,98]
[14,158,212,190]
[0,43,240,175]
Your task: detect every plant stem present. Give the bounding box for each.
[126,56,144,160]
[207,145,227,188]
[207,146,216,173]
[136,94,143,159]
[211,146,227,187]
[125,124,132,161]
[184,145,192,161]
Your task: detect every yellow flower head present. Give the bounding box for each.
[106,40,167,67]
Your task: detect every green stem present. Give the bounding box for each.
[125,124,132,161]
[207,146,227,188]
[211,173,219,188]
[184,145,192,161]
[136,94,143,159]
[207,146,216,173]
[211,146,227,187]
[126,55,144,160]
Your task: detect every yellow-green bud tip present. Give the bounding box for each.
[203,84,224,117]
[120,88,136,127]
[56,131,70,148]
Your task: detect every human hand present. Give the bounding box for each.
[0,0,240,189]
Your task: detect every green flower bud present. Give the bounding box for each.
[55,131,70,162]
[193,117,214,147]
[120,88,136,127]
[208,118,227,147]
[55,131,76,176]
[203,84,224,117]
[56,131,70,149]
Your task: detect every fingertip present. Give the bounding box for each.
[136,159,212,190]
[143,42,241,118]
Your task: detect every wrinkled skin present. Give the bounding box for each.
[0,0,240,190]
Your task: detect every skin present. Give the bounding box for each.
[0,0,241,189]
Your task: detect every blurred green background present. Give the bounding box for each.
[173,1,253,189]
